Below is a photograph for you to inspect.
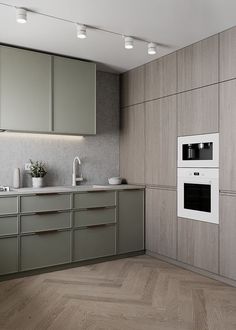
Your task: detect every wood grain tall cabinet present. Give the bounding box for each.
[120,26,236,283]
[219,26,236,281]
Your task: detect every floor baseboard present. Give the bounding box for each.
[146,250,236,288]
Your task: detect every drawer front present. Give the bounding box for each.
[0,197,17,215]
[21,230,70,271]
[21,212,71,233]
[21,194,70,213]
[74,191,116,209]
[74,208,116,227]
[0,216,18,236]
[73,225,116,261]
[0,237,18,275]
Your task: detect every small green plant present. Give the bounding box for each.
[29,160,47,178]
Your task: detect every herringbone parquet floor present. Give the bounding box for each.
[1,255,236,330]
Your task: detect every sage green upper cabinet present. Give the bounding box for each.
[220,26,236,81]
[0,46,51,132]
[145,53,177,101]
[53,56,96,135]
[177,35,218,92]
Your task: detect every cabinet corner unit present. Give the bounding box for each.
[0,45,96,136]
[0,188,144,277]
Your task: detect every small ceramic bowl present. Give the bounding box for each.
[108,177,122,185]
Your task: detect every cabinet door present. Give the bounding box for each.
[0,46,51,132]
[178,218,218,273]
[177,85,218,136]
[53,56,96,135]
[120,104,145,184]
[145,96,177,187]
[220,194,236,280]
[73,225,116,261]
[21,231,70,271]
[220,80,236,191]
[220,26,236,81]
[118,190,144,254]
[146,188,177,259]
[121,66,145,107]
[145,52,177,101]
[177,35,218,92]
[0,237,18,275]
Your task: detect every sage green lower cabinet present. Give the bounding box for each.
[0,188,144,277]
[0,197,18,215]
[74,192,116,209]
[21,212,71,234]
[20,194,70,213]
[74,208,116,227]
[118,190,144,254]
[0,216,18,236]
[73,225,116,261]
[0,237,18,275]
[20,231,70,271]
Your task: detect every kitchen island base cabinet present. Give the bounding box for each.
[118,190,144,254]
[73,225,116,261]
[20,231,70,271]
[0,237,18,275]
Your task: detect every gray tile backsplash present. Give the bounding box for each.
[0,71,120,187]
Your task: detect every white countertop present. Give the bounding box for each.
[0,184,145,196]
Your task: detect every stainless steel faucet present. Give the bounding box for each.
[72,156,83,186]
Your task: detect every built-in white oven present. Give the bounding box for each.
[178,133,219,168]
[177,168,219,224]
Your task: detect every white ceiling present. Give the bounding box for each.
[0,0,236,73]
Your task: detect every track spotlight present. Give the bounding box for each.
[77,24,87,39]
[148,42,157,55]
[16,8,27,24]
[124,36,134,49]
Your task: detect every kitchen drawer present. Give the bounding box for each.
[73,224,116,261]
[74,207,116,227]
[0,197,17,215]
[20,194,70,213]
[0,237,18,275]
[21,211,71,233]
[0,216,18,236]
[74,191,116,209]
[21,230,70,271]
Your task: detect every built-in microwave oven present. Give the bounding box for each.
[178,133,219,168]
[177,168,219,224]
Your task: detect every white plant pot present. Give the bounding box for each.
[32,177,44,188]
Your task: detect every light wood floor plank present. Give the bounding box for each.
[1,255,236,329]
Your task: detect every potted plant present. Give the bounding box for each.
[29,160,47,188]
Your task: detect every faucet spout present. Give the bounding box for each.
[72,156,83,186]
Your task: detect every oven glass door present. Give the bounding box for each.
[184,183,211,213]
[177,168,219,224]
